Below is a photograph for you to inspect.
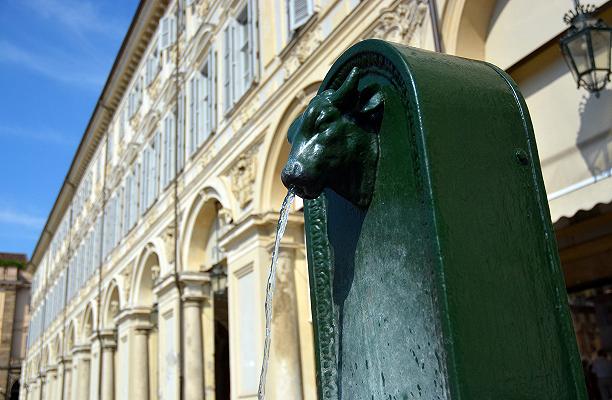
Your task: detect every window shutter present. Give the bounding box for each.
[189,78,196,155]
[249,0,258,83]
[223,26,232,112]
[131,167,138,226]
[154,132,161,199]
[209,48,216,130]
[231,19,238,102]
[124,177,131,235]
[170,16,177,44]
[169,115,176,179]
[140,155,147,213]
[197,73,204,146]
[246,0,255,87]
[178,90,185,170]
[289,0,313,31]
[160,17,170,50]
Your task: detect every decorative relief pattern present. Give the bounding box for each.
[370,0,428,44]
[304,195,338,400]
[229,147,258,208]
[283,25,324,80]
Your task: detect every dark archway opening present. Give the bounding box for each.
[214,285,230,400]
[10,379,19,400]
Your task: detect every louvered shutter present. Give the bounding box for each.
[177,90,185,170]
[189,77,196,155]
[289,0,313,31]
[153,133,161,201]
[209,48,216,130]
[223,26,232,112]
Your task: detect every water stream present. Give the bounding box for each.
[258,189,295,400]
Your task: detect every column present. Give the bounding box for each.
[269,247,303,400]
[180,273,208,400]
[115,308,152,400]
[202,298,215,400]
[45,366,57,400]
[183,299,204,400]
[100,331,116,400]
[72,346,90,400]
[131,327,150,400]
[62,358,72,400]
[70,360,77,400]
[38,375,45,400]
[58,358,71,400]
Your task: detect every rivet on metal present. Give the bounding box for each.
[515,149,529,166]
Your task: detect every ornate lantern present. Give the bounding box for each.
[210,262,227,294]
[560,1,612,96]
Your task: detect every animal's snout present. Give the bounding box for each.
[281,161,303,190]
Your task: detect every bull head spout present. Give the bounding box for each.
[281,67,384,209]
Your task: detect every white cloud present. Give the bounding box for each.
[0,40,105,89]
[0,208,45,230]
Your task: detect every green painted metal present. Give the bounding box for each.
[281,40,587,399]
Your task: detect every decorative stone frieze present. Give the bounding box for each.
[229,146,258,208]
[370,0,428,44]
[146,74,161,101]
[283,25,324,80]
[129,112,141,131]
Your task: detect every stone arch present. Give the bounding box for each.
[51,334,61,364]
[80,304,95,342]
[65,322,76,355]
[131,246,161,307]
[40,347,48,371]
[441,0,497,59]
[181,185,232,272]
[258,80,321,212]
[101,281,121,329]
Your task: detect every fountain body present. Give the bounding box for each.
[282,40,586,399]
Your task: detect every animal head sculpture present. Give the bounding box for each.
[281,67,384,208]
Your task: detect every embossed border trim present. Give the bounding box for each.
[304,195,338,400]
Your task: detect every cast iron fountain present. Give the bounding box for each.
[266,40,587,399]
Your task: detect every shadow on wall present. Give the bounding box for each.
[576,89,612,178]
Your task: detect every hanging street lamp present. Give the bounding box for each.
[559,1,612,96]
[210,262,227,295]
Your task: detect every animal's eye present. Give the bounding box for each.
[315,111,334,130]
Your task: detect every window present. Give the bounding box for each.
[152,131,161,200]
[160,15,177,51]
[162,113,176,189]
[223,0,257,112]
[288,0,314,32]
[145,39,161,86]
[123,176,132,237]
[189,49,216,155]
[130,166,138,227]
[140,154,148,214]
[177,89,185,171]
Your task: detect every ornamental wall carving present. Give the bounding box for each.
[283,25,324,80]
[369,0,428,44]
[229,147,258,208]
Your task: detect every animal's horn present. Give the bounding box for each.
[330,67,360,108]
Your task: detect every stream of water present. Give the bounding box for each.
[257,189,295,400]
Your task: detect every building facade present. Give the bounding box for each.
[0,253,31,400]
[21,1,612,400]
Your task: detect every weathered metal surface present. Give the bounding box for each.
[282,40,587,399]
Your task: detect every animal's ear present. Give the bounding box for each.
[357,85,384,132]
[330,67,360,110]
[360,89,384,114]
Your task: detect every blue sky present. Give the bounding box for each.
[0,0,139,257]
